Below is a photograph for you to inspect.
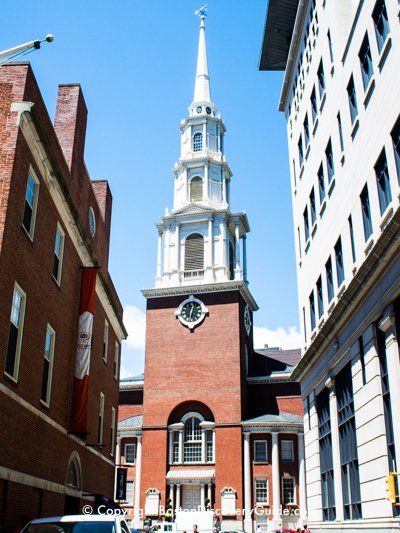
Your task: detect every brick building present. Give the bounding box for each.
[116,11,304,533]
[0,63,126,531]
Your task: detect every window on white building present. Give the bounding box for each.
[375,149,392,215]
[372,0,390,53]
[347,76,358,126]
[360,184,373,241]
[193,132,203,152]
[391,116,400,181]
[190,176,203,202]
[184,233,204,273]
[254,440,268,463]
[359,34,374,90]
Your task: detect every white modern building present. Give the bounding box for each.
[260,0,400,531]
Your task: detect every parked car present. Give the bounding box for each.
[21,514,131,533]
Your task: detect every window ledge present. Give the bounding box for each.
[312,117,319,136]
[311,330,317,341]
[363,77,375,108]
[328,177,336,197]
[327,300,335,315]
[319,198,326,217]
[318,317,325,329]
[380,205,394,231]
[364,236,374,256]
[319,91,326,112]
[378,37,392,72]
[39,399,50,410]
[351,117,360,140]
[352,265,358,276]
[337,283,346,299]
[311,222,317,238]
[3,371,18,385]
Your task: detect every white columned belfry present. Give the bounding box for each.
[272,432,281,520]
[134,435,142,527]
[243,432,252,532]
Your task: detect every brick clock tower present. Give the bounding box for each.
[140,6,258,528]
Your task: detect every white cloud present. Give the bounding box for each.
[123,304,146,349]
[253,325,301,351]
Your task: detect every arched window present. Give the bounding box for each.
[185,233,204,272]
[168,410,215,465]
[65,453,81,489]
[190,176,203,202]
[184,417,202,462]
[193,132,203,152]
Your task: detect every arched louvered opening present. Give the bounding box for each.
[229,241,235,280]
[184,233,204,278]
[193,132,203,152]
[190,177,203,202]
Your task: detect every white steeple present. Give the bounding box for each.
[193,8,211,105]
[150,6,253,297]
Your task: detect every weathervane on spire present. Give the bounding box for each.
[195,4,207,17]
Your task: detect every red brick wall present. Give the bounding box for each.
[141,290,246,516]
[0,63,124,530]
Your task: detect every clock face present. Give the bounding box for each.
[196,105,202,114]
[206,106,212,115]
[181,301,202,323]
[175,296,208,329]
[244,304,252,336]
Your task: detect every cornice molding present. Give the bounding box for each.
[141,280,258,311]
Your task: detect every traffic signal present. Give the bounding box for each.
[385,473,396,504]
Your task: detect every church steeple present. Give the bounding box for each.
[150,7,253,295]
[193,8,211,107]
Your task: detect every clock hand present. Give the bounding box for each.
[190,303,194,319]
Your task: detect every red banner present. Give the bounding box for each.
[70,268,97,434]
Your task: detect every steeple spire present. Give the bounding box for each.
[193,5,211,104]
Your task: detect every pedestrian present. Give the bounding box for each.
[296,529,301,533]
[303,524,311,533]
[193,525,199,533]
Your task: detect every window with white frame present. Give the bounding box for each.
[97,392,105,445]
[254,440,267,463]
[125,480,134,504]
[40,325,56,406]
[281,440,294,462]
[193,132,203,152]
[255,479,268,504]
[190,176,203,202]
[22,171,39,239]
[125,443,136,464]
[169,412,214,464]
[114,341,119,379]
[52,224,65,284]
[282,477,296,504]
[103,320,109,362]
[110,407,116,457]
[5,283,27,380]
[184,417,202,462]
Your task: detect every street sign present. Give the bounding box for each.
[115,467,127,501]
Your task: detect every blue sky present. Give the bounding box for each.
[2,0,300,376]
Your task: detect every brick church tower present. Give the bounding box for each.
[140,6,257,526]
[125,8,304,533]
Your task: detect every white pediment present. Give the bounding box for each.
[171,203,214,216]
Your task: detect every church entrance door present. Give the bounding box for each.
[182,485,201,510]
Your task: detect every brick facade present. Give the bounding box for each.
[0,63,126,532]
